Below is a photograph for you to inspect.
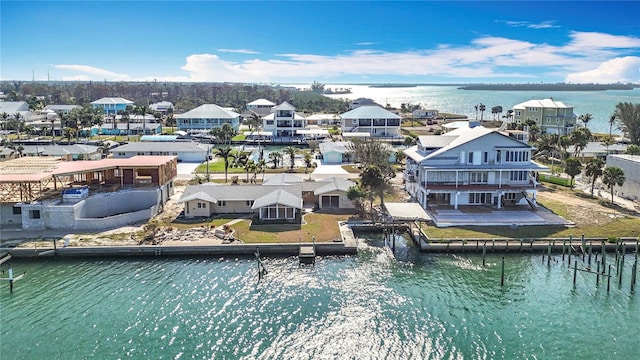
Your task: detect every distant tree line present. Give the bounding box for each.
[0,81,349,114]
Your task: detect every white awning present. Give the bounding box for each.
[244,131,273,136]
[384,202,431,221]
[342,132,371,138]
[296,129,329,135]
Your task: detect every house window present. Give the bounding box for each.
[29,210,41,219]
[246,200,254,206]
[217,201,226,207]
[470,172,488,184]
[470,192,491,204]
[13,206,21,215]
[510,171,528,181]
[468,152,474,164]
[266,120,274,125]
[483,152,488,163]
[197,202,206,209]
[515,111,521,116]
[528,107,538,112]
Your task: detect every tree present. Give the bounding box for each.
[268,151,282,169]
[247,112,262,132]
[244,160,256,183]
[134,105,149,136]
[303,151,314,174]
[491,105,503,120]
[359,165,385,216]
[608,113,617,140]
[395,150,406,164]
[614,102,640,145]
[403,136,416,147]
[585,158,604,197]
[570,127,591,157]
[214,147,235,183]
[257,158,267,181]
[602,166,625,204]
[346,185,367,217]
[625,144,640,155]
[564,157,582,188]
[283,146,298,170]
[578,113,592,129]
[310,81,325,93]
[479,103,486,121]
[62,127,76,143]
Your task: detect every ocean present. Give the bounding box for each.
[317,84,640,135]
[1,234,638,359]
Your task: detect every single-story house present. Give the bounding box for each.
[18,144,102,160]
[110,141,208,162]
[178,176,355,220]
[319,141,397,164]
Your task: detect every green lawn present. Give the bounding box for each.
[230,213,350,243]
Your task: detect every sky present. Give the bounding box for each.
[1,1,639,84]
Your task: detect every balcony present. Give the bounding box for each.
[276,121,292,127]
[403,171,416,182]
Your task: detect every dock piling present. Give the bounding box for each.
[500,256,505,286]
[482,242,486,267]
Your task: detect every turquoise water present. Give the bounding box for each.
[1,235,638,359]
[322,85,640,135]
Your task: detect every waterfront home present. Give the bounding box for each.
[568,141,629,160]
[90,97,134,115]
[92,120,162,136]
[261,101,307,138]
[606,154,640,201]
[403,125,548,210]
[110,141,208,162]
[246,98,276,113]
[412,109,439,119]
[339,105,402,138]
[178,176,355,220]
[0,156,177,231]
[0,101,29,117]
[149,101,174,114]
[44,104,82,116]
[512,98,577,135]
[175,104,241,133]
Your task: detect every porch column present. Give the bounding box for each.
[454,191,460,210]
[455,170,459,188]
[497,191,503,209]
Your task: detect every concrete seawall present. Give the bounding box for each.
[3,241,357,259]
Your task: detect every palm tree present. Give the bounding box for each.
[578,113,593,129]
[585,158,604,197]
[602,166,626,204]
[303,151,314,174]
[479,103,486,121]
[283,146,298,170]
[257,158,267,181]
[268,151,282,169]
[570,127,591,158]
[62,127,76,144]
[614,102,640,145]
[215,147,235,183]
[134,105,149,136]
[244,159,256,183]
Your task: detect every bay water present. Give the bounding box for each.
[321,84,640,135]
[1,234,638,359]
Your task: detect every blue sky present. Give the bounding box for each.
[2,1,639,83]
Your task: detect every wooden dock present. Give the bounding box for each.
[299,244,316,265]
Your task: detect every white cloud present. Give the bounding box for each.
[217,49,260,54]
[501,20,559,29]
[54,64,131,81]
[565,56,640,83]
[52,31,640,83]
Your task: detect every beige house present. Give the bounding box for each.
[178,175,355,220]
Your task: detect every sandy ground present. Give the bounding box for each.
[536,187,636,227]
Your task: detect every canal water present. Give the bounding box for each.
[1,234,638,359]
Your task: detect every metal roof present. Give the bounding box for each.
[512,98,573,109]
[111,141,207,153]
[90,97,134,105]
[273,101,296,111]
[385,202,431,221]
[247,99,276,106]
[339,105,401,119]
[176,104,240,119]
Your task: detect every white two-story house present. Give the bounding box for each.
[404,126,548,211]
[339,105,401,137]
[262,101,306,137]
